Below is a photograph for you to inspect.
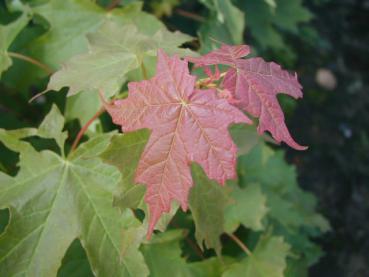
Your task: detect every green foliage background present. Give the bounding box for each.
[0,0,331,276]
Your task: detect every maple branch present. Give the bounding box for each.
[227,233,252,256]
[70,106,106,152]
[175,9,205,22]
[8,52,53,75]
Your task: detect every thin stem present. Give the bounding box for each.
[169,220,204,259]
[175,9,205,22]
[8,52,53,74]
[140,63,148,80]
[195,71,227,88]
[70,106,106,153]
[227,233,252,256]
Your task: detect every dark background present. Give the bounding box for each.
[289,1,369,276]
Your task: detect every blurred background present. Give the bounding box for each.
[0,0,368,276]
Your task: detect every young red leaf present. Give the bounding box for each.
[187,44,250,67]
[104,50,251,238]
[187,44,307,150]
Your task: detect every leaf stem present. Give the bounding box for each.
[195,71,227,88]
[227,233,252,256]
[170,220,205,259]
[70,106,106,153]
[8,52,53,74]
[175,9,205,22]
[140,62,148,80]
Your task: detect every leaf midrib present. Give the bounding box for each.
[70,167,134,277]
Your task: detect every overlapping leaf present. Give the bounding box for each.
[189,165,229,255]
[100,131,179,233]
[30,0,164,68]
[3,1,168,91]
[187,44,306,150]
[236,0,312,49]
[0,11,31,77]
[238,142,330,267]
[238,143,329,233]
[105,49,251,237]
[47,21,194,97]
[0,106,148,277]
[141,230,228,277]
[224,183,268,233]
[223,234,290,277]
[199,0,245,53]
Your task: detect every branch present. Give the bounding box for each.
[70,106,106,152]
[8,52,53,75]
[227,233,252,256]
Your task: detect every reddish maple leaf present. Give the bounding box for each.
[187,44,251,67]
[187,44,307,150]
[104,50,251,238]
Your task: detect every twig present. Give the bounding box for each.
[175,9,205,22]
[227,233,252,256]
[70,106,106,152]
[8,52,53,74]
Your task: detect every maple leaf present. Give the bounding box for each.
[48,21,195,97]
[0,107,148,277]
[223,234,290,277]
[0,11,30,78]
[187,44,307,150]
[198,0,245,53]
[104,49,251,237]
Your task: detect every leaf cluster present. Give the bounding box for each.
[0,1,327,276]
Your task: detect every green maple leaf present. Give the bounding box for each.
[0,106,148,277]
[100,132,178,233]
[2,1,167,91]
[189,164,229,255]
[229,125,260,157]
[199,0,244,52]
[224,183,268,233]
[238,143,329,233]
[65,91,101,125]
[101,131,149,211]
[0,11,31,78]
[47,20,194,97]
[237,0,312,49]
[187,125,260,253]
[141,230,192,277]
[29,0,164,68]
[223,234,290,277]
[101,125,262,251]
[238,142,329,267]
[141,230,226,277]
